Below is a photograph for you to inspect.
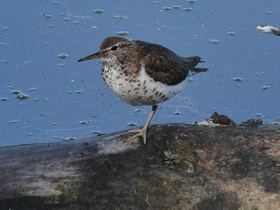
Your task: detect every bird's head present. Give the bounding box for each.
[78,37,133,63]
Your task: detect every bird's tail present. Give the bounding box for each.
[182,56,208,73]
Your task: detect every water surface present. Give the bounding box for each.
[1,0,279,146]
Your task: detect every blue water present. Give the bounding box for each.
[1,0,279,146]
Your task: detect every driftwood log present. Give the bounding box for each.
[0,123,279,210]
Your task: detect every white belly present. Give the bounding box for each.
[102,64,186,106]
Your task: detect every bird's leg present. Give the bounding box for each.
[127,105,158,144]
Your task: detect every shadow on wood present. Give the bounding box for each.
[0,124,279,210]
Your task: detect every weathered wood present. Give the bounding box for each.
[0,124,279,210]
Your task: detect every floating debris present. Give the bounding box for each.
[75,89,83,94]
[23,61,31,65]
[94,9,103,14]
[184,8,192,12]
[2,60,9,63]
[92,130,105,136]
[91,26,98,29]
[256,72,265,76]
[255,113,262,117]
[117,31,129,36]
[188,0,196,3]
[134,109,143,113]
[80,120,90,125]
[209,39,219,44]
[127,122,136,126]
[63,17,70,21]
[233,77,243,81]
[157,26,167,31]
[41,13,52,19]
[114,15,129,20]
[193,34,200,39]
[58,53,68,59]
[174,110,181,115]
[162,7,172,11]
[172,5,180,9]
[227,27,235,36]
[9,120,19,123]
[256,25,280,36]
[92,130,99,135]
[29,87,37,91]
[11,90,20,95]
[17,93,29,100]
[262,86,269,90]
[10,90,28,99]
[1,97,8,101]
[61,136,76,141]
[73,15,91,20]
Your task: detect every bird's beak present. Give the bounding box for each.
[78,51,101,62]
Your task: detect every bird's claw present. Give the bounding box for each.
[126,128,147,144]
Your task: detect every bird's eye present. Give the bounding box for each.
[111,46,118,51]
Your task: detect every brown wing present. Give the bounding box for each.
[136,41,197,85]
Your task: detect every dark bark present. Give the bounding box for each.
[0,124,279,210]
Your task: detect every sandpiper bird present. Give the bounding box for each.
[78,37,207,144]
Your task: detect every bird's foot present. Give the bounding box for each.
[126,127,148,144]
